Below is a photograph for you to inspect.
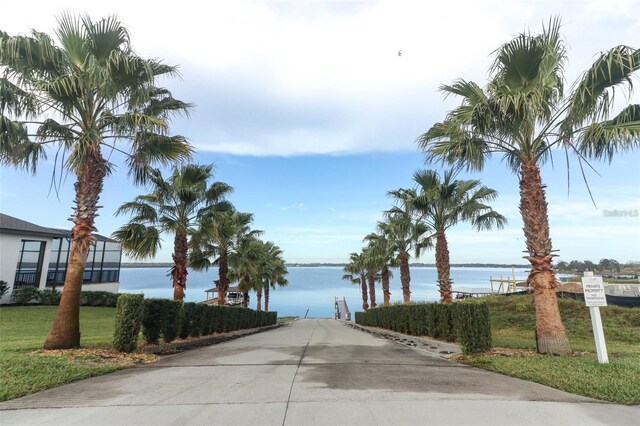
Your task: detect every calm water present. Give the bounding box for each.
[119,266,532,318]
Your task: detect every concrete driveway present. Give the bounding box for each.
[1,319,638,425]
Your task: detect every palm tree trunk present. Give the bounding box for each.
[381,265,391,306]
[256,288,262,311]
[367,272,377,308]
[45,153,106,349]
[360,276,369,311]
[218,252,228,305]
[435,229,453,303]
[400,251,411,304]
[265,286,270,312]
[242,290,249,308]
[520,163,571,355]
[171,232,188,301]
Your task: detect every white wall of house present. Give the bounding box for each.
[0,234,52,304]
[80,282,120,293]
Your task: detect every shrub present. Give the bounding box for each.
[180,303,197,338]
[353,301,492,353]
[0,280,9,298]
[141,299,166,344]
[40,288,62,305]
[434,303,456,341]
[162,300,183,343]
[189,304,207,337]
[80,291,119,307]
[453,302,492,354]
[113,294,144,352]
[10,287,42,304]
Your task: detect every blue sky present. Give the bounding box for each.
[1,1,639,264]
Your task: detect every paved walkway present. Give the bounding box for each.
[1,319,638,425]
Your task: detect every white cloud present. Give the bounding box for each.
[6,1,637,157]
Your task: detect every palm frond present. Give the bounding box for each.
[578,104,640,161]
[111,223,161,259]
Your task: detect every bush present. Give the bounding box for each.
[189,304,207,337]
[113,294,144,352]
[141,299,166,344]
[453,302,492,354]
[40,288,62,305]
[354,301,492,353]
[163,300,182,343]
[180,303,197,338]
[434,303,455,341]
[10,287,42,304]
[80,291,119,307]
[0,280,9,298]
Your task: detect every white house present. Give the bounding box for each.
[0,213,122,304]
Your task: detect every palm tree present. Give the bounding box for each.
[343,252,368,311]
[260,242,288,312]
[228,235,264,308]
[363,232,397,306]
[0,14,191,349]
[362,246,382,309]
[418,18,640,354]
[383,191,431,304]
[190,210,258,305]
[112,164,232,301]
[411,169,507,303]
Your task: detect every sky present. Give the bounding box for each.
[1,0,639,265]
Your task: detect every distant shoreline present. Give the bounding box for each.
[121,262,531,269]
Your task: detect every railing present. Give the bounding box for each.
[335,297,351,321]
[13,272,39,288]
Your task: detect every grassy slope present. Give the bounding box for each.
[462,295,640,404]
[0,306,123,401]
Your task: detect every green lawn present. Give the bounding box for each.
[0,306,117,352]
[460,295,640,404]
[0,306,136,401]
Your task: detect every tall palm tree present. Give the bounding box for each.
[418,18,640,354]
[0,14,192,349]
[363,232,397,306]
[260,242,288,312]
[362,246,381,309]
[112,164,232,301]
[228,235,264,308]
[343,252,368,311]
[411,169,507,303]
[190,210,258,305]
[383,191,431,304]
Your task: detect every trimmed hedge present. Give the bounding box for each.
[114,296,278,352]
[141,299,166,344]
[355,301,492,354]
[113,294,144,352]
[6,289,119,306]
[162,300,182,343]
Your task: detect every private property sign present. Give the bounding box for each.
[582,276,607,307]
[581,274,609,363]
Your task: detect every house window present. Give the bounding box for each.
[14,240,46,289]
[46,238,70,287]
[46,238,122,286]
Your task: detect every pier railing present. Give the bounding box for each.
[335,297,351,321]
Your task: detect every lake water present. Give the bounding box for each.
[119,266,532,318]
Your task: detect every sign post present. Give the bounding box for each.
[581,274,608,364]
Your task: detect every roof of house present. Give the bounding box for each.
[204,286,242,293]
[0,213,116,242]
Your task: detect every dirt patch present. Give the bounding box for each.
[36,346,159,366]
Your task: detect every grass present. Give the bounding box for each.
[459,295,640,404]
[0,306,144,401]
[0,306,117,352]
